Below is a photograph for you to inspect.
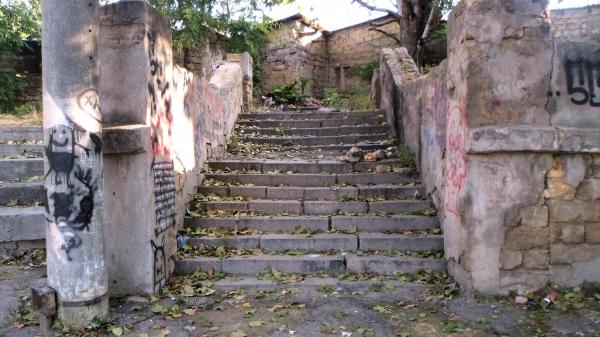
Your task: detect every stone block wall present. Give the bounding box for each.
[262,16,399,97]
[174,39,227,80]
[327,20,399,91]
[99,0,244,295]
[550,5,600,43]
[377,0,600,294]
[262,20,328,97]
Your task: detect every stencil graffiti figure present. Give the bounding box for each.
[44,124,102,260]
[151,236,167,292]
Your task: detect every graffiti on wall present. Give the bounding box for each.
[44,123,102,260]
[147,31,173,157]
[147,30,176,292]
[444,104,467,219]
[152,160,176,235]
[561,59,600,107]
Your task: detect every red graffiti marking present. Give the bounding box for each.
[444,104,467,219]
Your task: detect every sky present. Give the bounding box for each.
[264,0,600,31]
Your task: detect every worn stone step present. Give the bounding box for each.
[241,125,390,137]
[175,255,345,275]
[238,111,381,121]
[241,134,389,146]
[0,182,44,205]
[236,117,386,128]
[264,142,394,152]
[208,159,409,174]
[345,254,447,274]
[0,158,44,181]
[0,127,43,143]
[0,206,45,243]
[198,199,431,215]
[187,234,358,252]
[358,233,444,251]
[331,215,439,232]
[0,144,44,157]
[184,216,330,233]
[198,185,425,201]
[204,171,419,187]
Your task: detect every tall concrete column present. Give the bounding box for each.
[42,0,108,327]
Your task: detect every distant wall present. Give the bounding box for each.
[327,20,399,91]
[261,20,328,97]
[550,5,600,43]
[262,16,400,97]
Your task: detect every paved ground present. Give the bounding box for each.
[1,261,599,337]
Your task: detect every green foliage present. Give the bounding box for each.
[148,0,292,89]
[0,0,41,113]
[348,60,379,83]
[323,88,342,109]
[269,76,310,104]
[323,85,371,111]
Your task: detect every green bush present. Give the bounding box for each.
[348,60,379,83]
[323,88,342,109]
[0,0,40,113]
[269,76,312,105]
[324,85,371,111]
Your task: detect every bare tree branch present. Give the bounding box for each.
[352,0,401,18]
[369,27,401,43]
[368,16,399,27]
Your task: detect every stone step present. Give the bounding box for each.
[204,171,419,187]
[187,233,358,252]
[198,184,425,201]
[185,216,330,233]
[331,215,439,232]
[345,254,447,274]
[358,233,444,251]
[0,158,44,182]
[0,144,44,157]
[175,254,346,275]
[238,111,381,121]
[0,182,44,205]
[241,134,389,146]
[197,199,433,215]
[185,215,439,233]
[0,206,45,243]
[267,142,394,152]
[241,125,390,137]
[236,117,386,128]
[176,254,445,276]
[209,159,409,174]
[0,127,43,143]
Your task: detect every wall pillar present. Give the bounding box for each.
[99,0,177,295]
[41,0,108,327]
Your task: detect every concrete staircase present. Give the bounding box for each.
[0,127,45,251]
[176,109,447,278]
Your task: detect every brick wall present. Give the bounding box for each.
[550,5,600,43]
[262,16,400,97]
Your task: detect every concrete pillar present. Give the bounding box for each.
[227,53,253,112]
[339,65,346,92]
[99,0,177,295]
[42,0,108,327]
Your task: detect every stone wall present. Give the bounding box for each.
[99,0,244,295]
[261,19,328,97]
[173,39,228,80]
[327,20,399,91]
[550,5,600,43]
[377,0,600,294]
[262,15,399,97]
[0,42,42,105]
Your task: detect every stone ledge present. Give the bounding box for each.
[468,126,600,154]
[102,124,148,154]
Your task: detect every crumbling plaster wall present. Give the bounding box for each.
[378,0,600,294]
[100,0,245,295]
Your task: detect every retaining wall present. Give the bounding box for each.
[378,0,600,294]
